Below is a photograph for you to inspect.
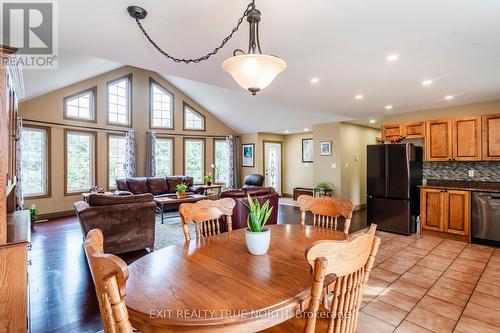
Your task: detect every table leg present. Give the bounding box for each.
[161,203,164,224]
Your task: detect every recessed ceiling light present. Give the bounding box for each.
[385,105,393,110]
[386,54,399,62]
[355,94,364,100]
[285,130,290,133]
[370,119,376,124]
[422,80,433,86]
[310,78,319,84]
[304,128,309,131]
[444,95,454,100]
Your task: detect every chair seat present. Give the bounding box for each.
[261,306,330,332]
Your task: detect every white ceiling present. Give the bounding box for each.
[23,0,500,133]
[22,50,121,100]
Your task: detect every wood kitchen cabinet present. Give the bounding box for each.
[404,121,425,138]
[425,119,453,161]
[381,124,403,141]
[453,116,481,161]
[482,113,500,160]
[420,188,470,238]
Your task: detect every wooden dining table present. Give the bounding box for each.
[125,224,347,332]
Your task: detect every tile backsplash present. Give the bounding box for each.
[424,161,500,182]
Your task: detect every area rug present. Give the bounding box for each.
[154,212,194,249]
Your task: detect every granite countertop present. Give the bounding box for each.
[419,179,500,193]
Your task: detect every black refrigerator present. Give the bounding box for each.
[367,143,423,235]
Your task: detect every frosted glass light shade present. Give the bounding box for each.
[222,54,287,94]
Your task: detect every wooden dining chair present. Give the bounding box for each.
[297,195,354,234]
[179,198,236,242]
[84,229,134,333]
[263,224,380,333]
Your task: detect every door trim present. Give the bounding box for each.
[262,140,283,195]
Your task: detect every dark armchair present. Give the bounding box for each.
[243,174,265,188]
[74,193,156,254]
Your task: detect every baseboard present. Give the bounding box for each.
[354,203,366,211]
[37,210,76,221]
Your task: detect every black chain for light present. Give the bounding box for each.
[133,2,254,64]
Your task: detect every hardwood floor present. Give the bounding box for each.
[29,205,367,332]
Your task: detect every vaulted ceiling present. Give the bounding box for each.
[22,0,500,133]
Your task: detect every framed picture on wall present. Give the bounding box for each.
[302,138,314,163]
[320,141,332,156]
[242,143,255,167]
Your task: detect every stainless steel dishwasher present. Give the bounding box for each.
[472,192,500,245]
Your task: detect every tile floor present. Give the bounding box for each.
[357,231,500,333]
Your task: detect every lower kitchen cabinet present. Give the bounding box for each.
[420,188,470,239]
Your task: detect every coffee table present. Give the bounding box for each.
[154,194,211,224]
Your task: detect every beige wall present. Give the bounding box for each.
[312,122,342,197]
[20,66,236,215]
[283,133,314,195]
[382,99,500,124]
[339,123,380,206]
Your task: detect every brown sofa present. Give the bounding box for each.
[221,187,279,230]
[115,176,203,197]
[74,193,156,254]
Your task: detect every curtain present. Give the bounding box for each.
[15,117,24,209]
[226,135,241,189]
[125,130,137,178]
[146,131,157,177]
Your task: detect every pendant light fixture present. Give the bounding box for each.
[128,0,286,95]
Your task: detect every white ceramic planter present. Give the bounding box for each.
[245,227,271,255]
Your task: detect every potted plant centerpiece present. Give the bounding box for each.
[29,204,38,230]
[176,183,188,198]
[204,172,213,186]
[244,194,274,255]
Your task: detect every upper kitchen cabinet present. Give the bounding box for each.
[381,124,403,141]
[425,119,453,161]
[452,116,482,161]
[482,113,500,160]
[403,121,425,139]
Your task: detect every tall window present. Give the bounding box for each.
[150,80,174,128]
[108,135,126,189]
[155,137,174,177]
[107,75,131,126]
[214,139,229,185]
[64,87,96,122]
[183,103,205,130]
[65,131,96,194]
[184,138,205,184]
[21,127,49,197]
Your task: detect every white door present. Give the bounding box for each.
[264,142,282,195]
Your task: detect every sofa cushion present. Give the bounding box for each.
[115,178,130,191]
[245,187,274,196]
[88,193,154,206]
[148,177,169,195]
[127,177,149,194]
[167,176,185,193]
[220,189,246,198]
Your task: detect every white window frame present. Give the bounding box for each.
[107,134,127,190]
[21,126,50,198]
[213,139,229,185]
[183,102,205,131]
[63,87,97,122]
[107,74,132,126]
[150,79,174,129]
[65,130,96,195]
[184,138,205,184]
[155,137,174,177]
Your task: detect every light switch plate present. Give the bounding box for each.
[331,163,336,169]
[468,170,475,177]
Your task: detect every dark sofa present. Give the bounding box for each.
[221,187,279,230]
[74,193,156,254]
[115,176,203,197]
